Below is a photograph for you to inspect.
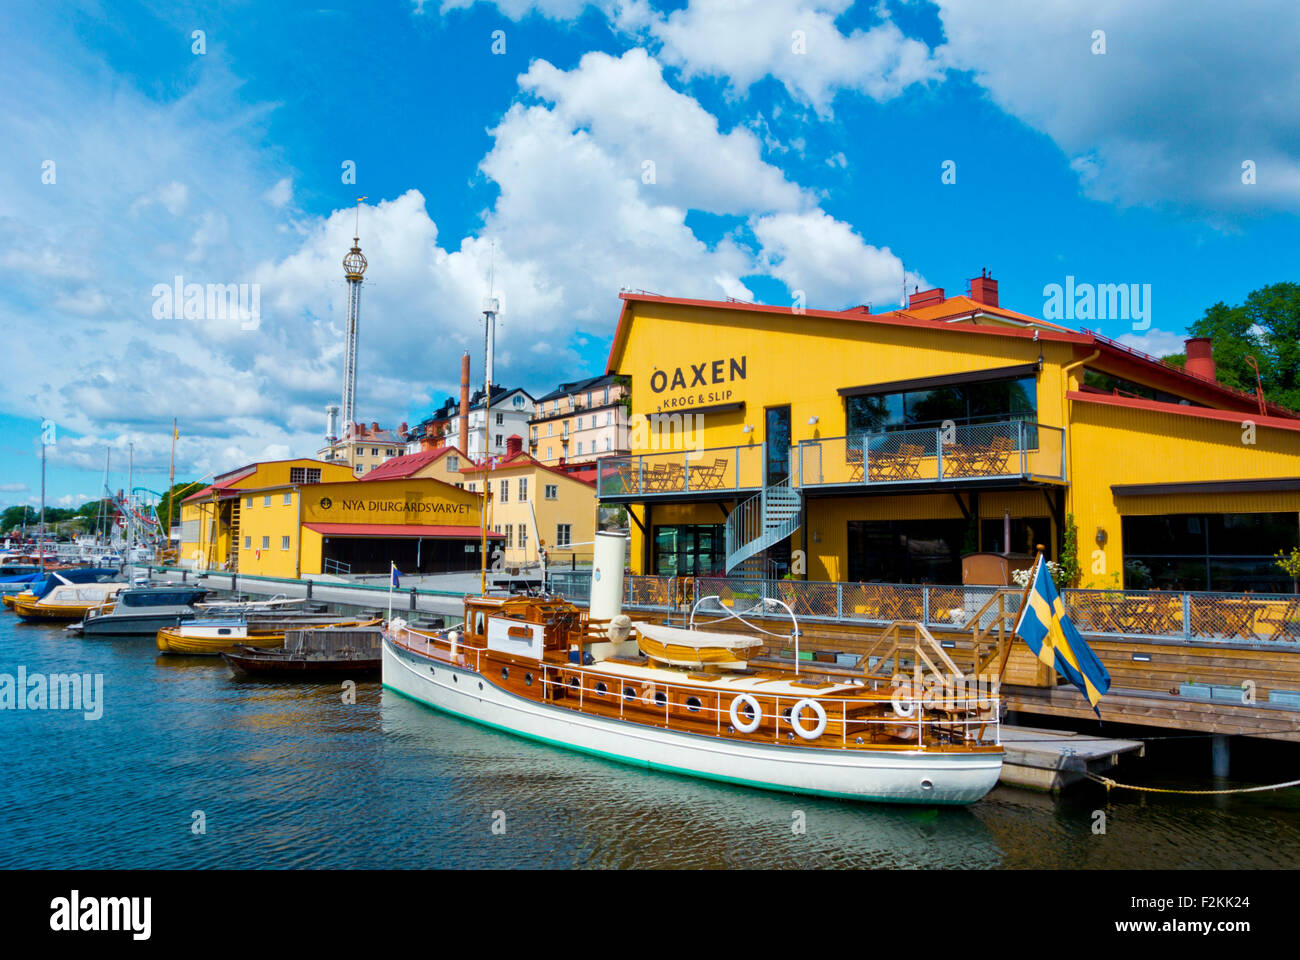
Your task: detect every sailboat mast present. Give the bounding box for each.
[167,419,177,556]
[127,441,134,565]
[39,425,46,573]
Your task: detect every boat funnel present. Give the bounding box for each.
[590,531,628,621]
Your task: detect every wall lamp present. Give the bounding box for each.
[741,424,754,433]
[1095,527,1108,547]
[808,416,819,425]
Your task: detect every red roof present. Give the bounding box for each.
[1068,391,1300,433]
[459,449,597,486]
[360,446,454,482]
[303,523,502,539]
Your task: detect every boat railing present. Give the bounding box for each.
[386,624,1000,748]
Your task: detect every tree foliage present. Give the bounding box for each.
[1166,282,1300,413]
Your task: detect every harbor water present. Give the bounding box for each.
[2,614,1299,869]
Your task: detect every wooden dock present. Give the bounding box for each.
[998,725,1144,791]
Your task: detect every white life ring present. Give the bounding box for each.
[790,699,828,740]
[891,690,916,718]
[729,694,762,733]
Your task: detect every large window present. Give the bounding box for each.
[1121,512,1299,592]
[847,519,973,583]
[653,524,725,577]
[846,376,1036,434]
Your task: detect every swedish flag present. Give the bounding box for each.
[1014,556,1111,711]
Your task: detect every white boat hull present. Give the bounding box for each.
[382,638,1002,805]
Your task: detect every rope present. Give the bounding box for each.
[1086,772,1300,795]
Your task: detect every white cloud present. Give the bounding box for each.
[433,0,942,115]
[3,36,913,490]
[1116,328,1189,359]
[933,0,1300,213]
[651,0,942,114]
[754,209,919,309]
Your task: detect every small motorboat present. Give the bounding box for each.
[158,616,382,656]
[71,586,208,637]
[13,582,126,621]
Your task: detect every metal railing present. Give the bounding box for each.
[596,444,763,497]
[797,420,1065,488]
[387,623,1000,748]
[542,570,1300,646]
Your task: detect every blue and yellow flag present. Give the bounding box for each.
[1014,556,1111,711]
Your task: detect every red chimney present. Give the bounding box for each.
[908,287,945,310]
[458,353,471,454]
[371,421,380,432]
[1185,337,1216,381]
[399,421,408,436]
[505,435,523,457]
[969,269,998,307]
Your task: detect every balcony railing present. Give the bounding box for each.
[544,572,1300,647]
[797,420,1064,488]
[596,445,764,498]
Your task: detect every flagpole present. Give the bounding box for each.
[388,561,394,624]
[997,543,1044,684]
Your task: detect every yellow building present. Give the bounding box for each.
[461,436,598,565]
[601,278,1300,590]
[180,457,500,576]
[179,458,354,571]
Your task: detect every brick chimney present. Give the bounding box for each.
[908,287,945,310]
[1185,337,1216,381]
[969,269,998,307]
[505,434,523,457]
[458,352,471,454]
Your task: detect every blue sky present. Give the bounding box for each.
[2,0,1298,507]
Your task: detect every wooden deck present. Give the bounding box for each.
[634,610,1300,743]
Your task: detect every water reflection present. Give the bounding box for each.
[1,616,1298,868]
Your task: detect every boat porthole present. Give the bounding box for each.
[728,725,735,733]
[653,691,667,707]
[453,675,458,683]
[685,696,702,713]
[595,681,608,696]
[781,707,792,721]
[478,682,483,691]
[787,732,795,740]
[501,667,509,680]
[525,673,534,686]
[622,686,636,701]
[855,737,864,745]
[920,779,934,792]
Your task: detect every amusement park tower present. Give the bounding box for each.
[340,198,368,432]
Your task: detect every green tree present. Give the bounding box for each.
[1166,283,1300,412]
[156,481,202,532]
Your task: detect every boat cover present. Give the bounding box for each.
[632,621,764,652]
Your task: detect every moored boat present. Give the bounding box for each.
[158,616,382,656]
[382,533,1003,805]
[14,582,127,621]
[71,585,208,637]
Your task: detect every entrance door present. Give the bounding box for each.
[765,405,791,486]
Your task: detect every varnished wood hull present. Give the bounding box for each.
[156,628,284,656]
[14,599,114,621]
[382,636,1001,804]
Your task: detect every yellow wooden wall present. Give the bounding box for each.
[1066,400,1300,586]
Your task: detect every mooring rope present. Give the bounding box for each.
[1086,772,1300,795]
